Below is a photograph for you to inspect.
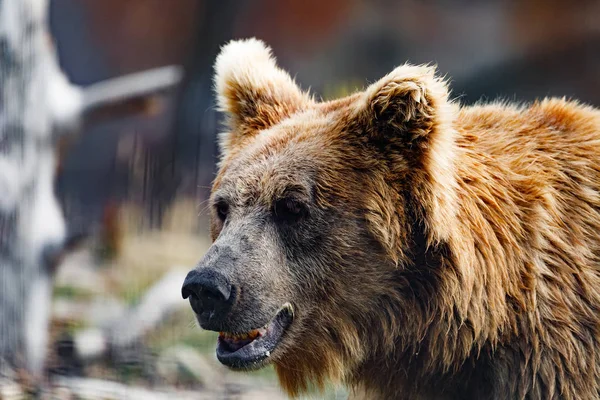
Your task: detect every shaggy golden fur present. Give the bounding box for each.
[208,38,600,399]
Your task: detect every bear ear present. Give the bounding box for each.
[352,64,459,245]
[355,64,452,145]
[214,38,311,155]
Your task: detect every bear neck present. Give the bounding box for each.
[350,125,533,399]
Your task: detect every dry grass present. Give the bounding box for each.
[101,199,212,303]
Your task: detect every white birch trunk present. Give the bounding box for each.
[0,0,69,379]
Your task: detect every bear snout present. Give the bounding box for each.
[182,268,237,329]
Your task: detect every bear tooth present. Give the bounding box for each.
[281,302,294,317]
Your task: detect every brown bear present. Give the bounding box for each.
[181,38,600,399]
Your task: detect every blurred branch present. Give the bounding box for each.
[50,63,183,135]
[81,66,183,125]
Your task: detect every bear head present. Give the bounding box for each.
[182,38,459,396]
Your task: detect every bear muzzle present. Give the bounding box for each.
[182,267,295,370]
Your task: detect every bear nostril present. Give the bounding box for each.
[181,285,194,300]
[200,286,229,302]
[187,292,203,315]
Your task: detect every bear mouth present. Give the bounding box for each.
[216,303,294,370]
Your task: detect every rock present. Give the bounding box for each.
[50,377,210,400]
[0,379,24,400]
[156,346,221,389]
[43,386,72,400]
[87,297,127,328]
[73,328,108,360]
[48,375,288,400]
[108,269,189,347]
[53,297,125,327]
[52,269,189,370]
[238,388,288,400]
[54,249,106,294]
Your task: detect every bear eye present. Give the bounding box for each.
[274,198,308,224]
[214,200,230,222]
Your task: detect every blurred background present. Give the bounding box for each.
[1,0,599,398]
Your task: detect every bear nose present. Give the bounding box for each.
[182,269,234,323]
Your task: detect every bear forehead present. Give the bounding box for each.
[215,108,352,203]
[222,109,345,173]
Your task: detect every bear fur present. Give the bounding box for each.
[207,38,600,399]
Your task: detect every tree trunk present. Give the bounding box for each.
[0,0,68,379]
